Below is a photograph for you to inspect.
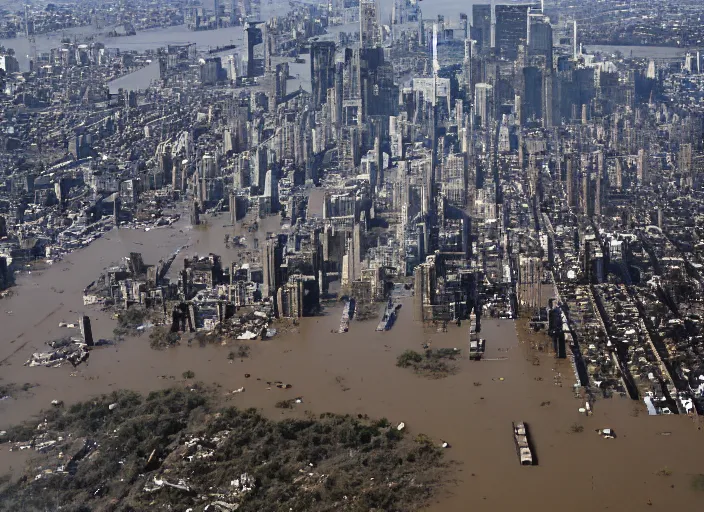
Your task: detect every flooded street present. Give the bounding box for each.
[1,214,704,512]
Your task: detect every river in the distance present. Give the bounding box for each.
[584,45,688,59]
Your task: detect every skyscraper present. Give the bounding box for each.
[310,41,336,108]
[679,143,693,176]
[251,145,267,192]
[463,38,473,83]
[528,13,553,67]
[262,235,285,298]
[245,21,264,77]
[637,148,648,184]
[264,168,279,212]
[474,83,493,128]
[495,4,533,60]
[79,315,94,347]
[270,62,288,110]
[360,0,380,49]
[542,69,554,128]
[230,0,237,25]
[472,4,492,50]
[523,66,542,123]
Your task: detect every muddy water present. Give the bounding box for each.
[2,213,704,511]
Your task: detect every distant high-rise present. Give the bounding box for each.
[245,21,264,77]
[270,62,288,110]
[310,41,336,108]
[200,57,222,85]
[684,53,696,73]
[542,70,554,128]
[262,236,285,298]
[474,83,493,128]
[679,143,693,176]
[360,0,380,49]
[432,22,440,75]
[0,55,19,73]
[79,315,94,347]
[263,168,279,212]
[472,4,492,50]
[230,0,237,25]
[251,146,267,192]
[615,157,623,190]
[528,14,552,67]
[523,66,542,123]
[225,54,238,81]
[565,154,576,207]
[495,4,533,60]
[463,38,474,93]
[637,149,648,183]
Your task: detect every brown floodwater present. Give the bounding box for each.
[1,212,704,512]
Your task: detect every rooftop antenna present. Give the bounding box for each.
[573,19,578,60]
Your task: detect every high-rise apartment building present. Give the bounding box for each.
[495,4,534,60]
[472,4,492,50]
[475,83,494,128]
[311,41,336,108]
[360,0,380,49]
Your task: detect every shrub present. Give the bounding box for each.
[397,350,423,368]
[149,326,180,350]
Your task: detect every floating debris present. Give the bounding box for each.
[596,428,616,439]
[25,337,89,368]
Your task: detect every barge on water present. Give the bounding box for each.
[513,421,535,466]
[338,298,356,333]
[376,299,399,331]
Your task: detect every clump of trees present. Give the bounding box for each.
[113,307,150,339]
[396,348,461,379]
[149,326,180,349]
[0,387,446,512]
